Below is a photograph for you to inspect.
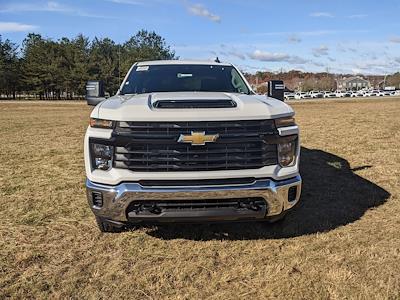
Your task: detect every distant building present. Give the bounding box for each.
[337,76,371,91]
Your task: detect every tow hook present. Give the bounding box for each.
[132,203,162,215]
[148,204,162,214]
[239,201,261,211]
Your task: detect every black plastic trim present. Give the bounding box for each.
[138,177,256,187]
[126,198,267,222]
[153,99,237,109]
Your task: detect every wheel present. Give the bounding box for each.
[95,216,125,233]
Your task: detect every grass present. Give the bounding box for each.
[0,98,399,299]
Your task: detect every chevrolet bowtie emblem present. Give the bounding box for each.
[178,131,219,146]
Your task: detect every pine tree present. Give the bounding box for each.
[0,36,21,99]
[2,30,177,99]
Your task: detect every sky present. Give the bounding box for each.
[1,0,400,75]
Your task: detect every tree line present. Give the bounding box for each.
[246,69,400,93]
[249,70,336,92]
[0,30,176,100]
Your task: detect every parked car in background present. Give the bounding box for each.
[295,92,311,99]
[335,91,351,98]
[342,91,352,97]
[371,90,380,96]
[284,92,295,100]
[379,90,391,97]
[310,91,324,98]
[324,91,336,98]
[283,88,396,100]
[335,91,344,98]
[364,90,378,97]
[351,91,364,97]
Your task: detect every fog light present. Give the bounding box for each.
[288,186,297,202]
[92,191,103,207]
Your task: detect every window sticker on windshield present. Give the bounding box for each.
[125,81,129,85]
[177,73,193,78]
[136,66,149,71]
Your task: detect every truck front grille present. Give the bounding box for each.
[112,120,278,172]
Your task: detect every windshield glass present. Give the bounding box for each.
[120,64,251,95]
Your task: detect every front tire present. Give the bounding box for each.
[95,216,125,233]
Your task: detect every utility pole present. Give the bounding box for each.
[383,74,388,89]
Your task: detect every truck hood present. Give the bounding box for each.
[93,92,294,121]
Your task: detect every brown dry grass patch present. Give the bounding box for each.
[0,98,399,299]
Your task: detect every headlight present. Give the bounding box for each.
[275,117,295,128]
[90,118,114,129]
[91,143,114,170]
[277,139,297,167]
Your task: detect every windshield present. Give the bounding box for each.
[120,64,251,95]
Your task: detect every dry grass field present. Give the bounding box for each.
[0,98,399,299]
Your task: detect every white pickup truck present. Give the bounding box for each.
[84,60,301,232]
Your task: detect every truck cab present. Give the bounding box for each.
[84,60,302,232]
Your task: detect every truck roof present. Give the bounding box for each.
[136,60,232,67]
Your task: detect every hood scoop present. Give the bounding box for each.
[152,99,237,109]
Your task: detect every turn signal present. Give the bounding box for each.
[90,118,114,129]
[275,117,295,128]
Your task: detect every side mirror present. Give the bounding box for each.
[268,80,285,101]
[86,80,106,106]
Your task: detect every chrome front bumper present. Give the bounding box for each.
[86,175,302,223]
